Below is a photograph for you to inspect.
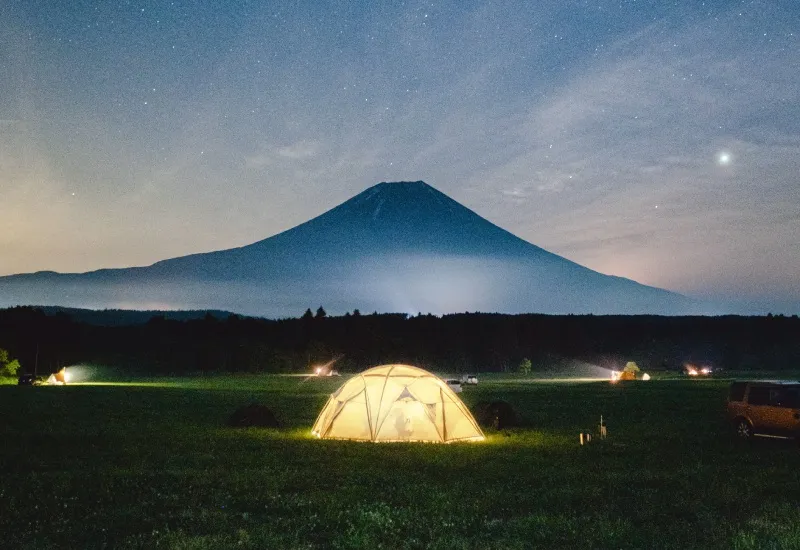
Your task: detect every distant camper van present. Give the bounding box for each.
[727,381,800,440]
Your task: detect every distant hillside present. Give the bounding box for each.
[0,181,702,316]
[2,306,799,376]
[34,306,237,326]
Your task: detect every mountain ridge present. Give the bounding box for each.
[0,180,699,316]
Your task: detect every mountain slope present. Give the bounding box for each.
[0,181,698,316]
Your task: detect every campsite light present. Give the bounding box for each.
[642,373,651,381]
[700,367,711,375]
[610,370,621,383]
[52,367,69,385]
[687,367,698,376]
[312,356,342,377]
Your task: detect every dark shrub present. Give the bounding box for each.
[227,404,280,428]
[472,400,518,430]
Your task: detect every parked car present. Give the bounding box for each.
[461,374,478,385]
[727,380,800,440]
[17,374,43,386]
[446,379,463,393]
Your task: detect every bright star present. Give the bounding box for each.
[718,151,732,165]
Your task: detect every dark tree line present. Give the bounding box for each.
[0,306,798,375]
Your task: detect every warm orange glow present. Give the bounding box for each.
[312,357,341,376]
[684,363,711,376]
[55,367,68,384]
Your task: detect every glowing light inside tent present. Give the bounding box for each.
[312,364,485,443]
[47,367,69,385]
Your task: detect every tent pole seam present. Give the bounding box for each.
[374,364,395,440]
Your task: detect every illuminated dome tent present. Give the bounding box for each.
[312,364,484,443]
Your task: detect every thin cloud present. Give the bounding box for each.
[277,140,320,159]
[466,4,800,302]
[1,1,797,310]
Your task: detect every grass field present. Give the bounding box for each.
[1,373,799,549]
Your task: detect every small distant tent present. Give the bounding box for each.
[312,364,485,443]
[619,361,640,381]
[47,367,68,385]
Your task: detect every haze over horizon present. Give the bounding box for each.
[2,1,799,313]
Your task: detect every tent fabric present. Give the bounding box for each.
[47,368,68,385]
[312,364,485,443]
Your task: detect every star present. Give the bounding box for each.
[717,151,732,165]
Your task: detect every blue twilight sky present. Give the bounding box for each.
[1,1,798,312]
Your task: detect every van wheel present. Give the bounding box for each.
[736,419,753,440]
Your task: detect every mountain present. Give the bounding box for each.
[0,181,701,316]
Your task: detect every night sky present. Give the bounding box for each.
[2,1,798,312]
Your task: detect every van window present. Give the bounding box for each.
[729,382,747,402]
[747,386,770,406]
[773,388,800,408]
[785,389,800,408]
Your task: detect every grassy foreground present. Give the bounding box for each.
[1,374,799,549]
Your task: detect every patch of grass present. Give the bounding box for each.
[1,375,798,548]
